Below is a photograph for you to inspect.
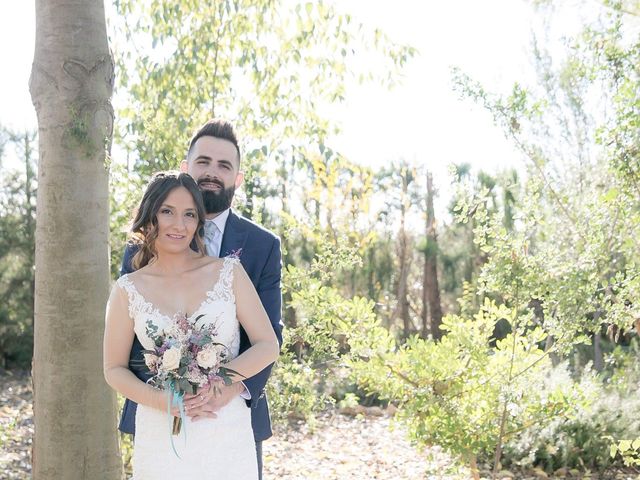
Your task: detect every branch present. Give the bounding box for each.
[384,363,421,389]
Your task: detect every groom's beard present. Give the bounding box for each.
[199,179,235,214]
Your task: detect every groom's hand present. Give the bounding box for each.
[187,382,244,421]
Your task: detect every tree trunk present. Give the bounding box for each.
[421,242,428,337]
[424,172,443,340]
[280,158,303,359]
[397,231,411,337]
[392,170,412,338]
[594,331,603,372]
[30,1,121,478]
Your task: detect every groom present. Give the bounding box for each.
[119,119,283,478]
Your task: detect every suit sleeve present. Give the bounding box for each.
[242,236,283,407]
[120,243,139,276]
[117,241,143,435]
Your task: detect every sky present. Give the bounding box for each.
[334,1,532,169]
[0,1,536,214]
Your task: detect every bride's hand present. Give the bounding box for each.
[186,382,244,421]
[182,384,216,413]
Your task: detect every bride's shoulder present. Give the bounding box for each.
[194,256,223,273]
[123,267,148,283]
[116,267,153,293]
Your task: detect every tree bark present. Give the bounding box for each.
[30,1,121,477]
[397,228,411,337]
[424,171,443,340]
[391,168,413,338]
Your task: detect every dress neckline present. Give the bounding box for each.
[121,257,231,322]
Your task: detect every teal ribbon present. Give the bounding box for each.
[166,381,187,458]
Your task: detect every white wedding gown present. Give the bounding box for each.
[117,257,258,480]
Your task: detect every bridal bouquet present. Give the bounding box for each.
[142,313,241,435]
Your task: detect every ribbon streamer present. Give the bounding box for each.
[166,381,187,458]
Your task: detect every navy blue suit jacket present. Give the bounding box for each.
[118,210,283,442]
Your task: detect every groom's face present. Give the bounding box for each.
[182,136,243,215]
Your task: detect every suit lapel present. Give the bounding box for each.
[220,210,248,258]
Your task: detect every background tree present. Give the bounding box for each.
[422,170,443,339]
[29,0,121,477]
[0,128,36,369]
[111,0,414,182]
[376,161,421,336]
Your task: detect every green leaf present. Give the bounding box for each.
[619,440,632,453]
[179,378,192,394]
[601,187,619,203]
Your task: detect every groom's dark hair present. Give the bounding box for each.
[187,118,241,166]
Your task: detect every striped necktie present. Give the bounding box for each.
[203,220,221,257]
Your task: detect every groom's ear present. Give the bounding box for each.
[234,171,244,189]
[180,159,189,173]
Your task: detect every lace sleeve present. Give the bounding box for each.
[207,256,240,304]
[116,274,139,320]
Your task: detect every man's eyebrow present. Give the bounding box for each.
[194,155,212,161]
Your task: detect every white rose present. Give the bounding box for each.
[161,346,182,371]
[196,346,219,369]
[213,344,227,360]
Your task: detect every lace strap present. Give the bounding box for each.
[212,256,238,302]
[116,274,141,319]
[220,256,239,286]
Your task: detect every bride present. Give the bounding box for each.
[104,172,279,479]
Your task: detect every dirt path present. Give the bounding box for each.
[1,371,452,479]
[263,411,453,479]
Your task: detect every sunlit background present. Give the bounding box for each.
[1,0,537,208]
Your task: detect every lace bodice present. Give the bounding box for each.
[117,256,241,359]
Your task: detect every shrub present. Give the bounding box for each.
[503,355,640,472]
[350,300,584,473]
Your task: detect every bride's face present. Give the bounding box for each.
[154,186,199,254]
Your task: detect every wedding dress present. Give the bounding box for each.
[117,257,258,480]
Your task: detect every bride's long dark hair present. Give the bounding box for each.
[129,172,206,270]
